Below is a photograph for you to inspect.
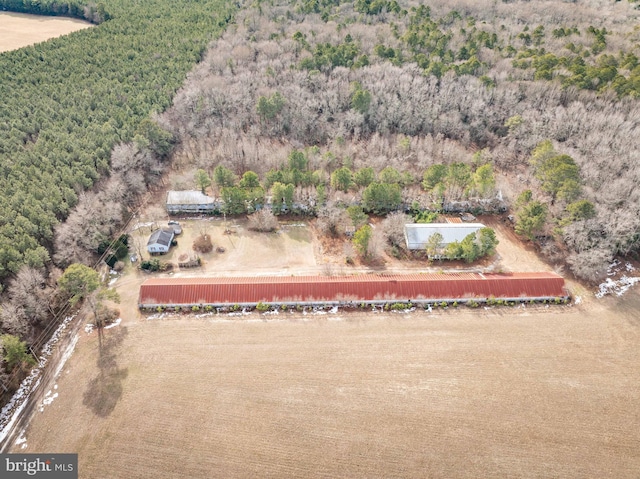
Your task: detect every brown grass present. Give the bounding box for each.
[15,297,640,478]
[12,216,640,477]
[0,12,91,53]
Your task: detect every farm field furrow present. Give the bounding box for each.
[0,12,91,52]
[16,296,640,478]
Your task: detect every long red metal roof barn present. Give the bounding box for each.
[138,272,567,307]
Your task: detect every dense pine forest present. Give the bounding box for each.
[2,0,640,398]
[0,0,234,393]
[0,0,233,279]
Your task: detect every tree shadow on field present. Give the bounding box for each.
[83,326,129,417]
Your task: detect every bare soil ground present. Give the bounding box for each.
[13,200,638,477]
[0,12,91,52]
[14,294,640,478]
[112,211,596,329]
[130,218,317,276]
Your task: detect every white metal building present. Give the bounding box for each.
[166,190,217,214]
[404,223,485,250]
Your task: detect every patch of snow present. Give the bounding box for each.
[104,318,122,329]
[0,378,39,445]
[108,276,119,286]
[596,276,640,298]
[131,221,154,231]
[39,389,59,412]
[392,307,416,314]
[15,430,27,449]
[329,306,339,314]
[607,259,622,276]
[574,296,582,305]
[227,308,252,317]
[0,314,76,441]
[54,335,78,379]
[84,323,94,334]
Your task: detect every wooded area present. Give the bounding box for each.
[163,0,640,284]
[0,0,233,279]
[0,0,234,396]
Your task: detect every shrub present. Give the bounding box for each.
[158,261,172,272]
[140,259,161,271]
[256,302,269,312]
[248,209,279,232]
[193,234,213,253]
[391,302,409,310]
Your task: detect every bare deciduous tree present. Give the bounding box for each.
[247,209,279,232]
[316,204,349,238]
[7,266,51,327]
[380,212,411,250]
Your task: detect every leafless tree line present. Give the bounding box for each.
[159,1,640,280]
[0,135,170,344]
[5,0,639,346]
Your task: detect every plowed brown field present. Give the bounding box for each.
[0,12,91,53]
[15,293,640,478]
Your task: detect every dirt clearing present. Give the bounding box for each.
[0,12,91,53]
[15,293,640,478]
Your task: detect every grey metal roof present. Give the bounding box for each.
[404,223,485,250]
[147,228,175,247]
[166,190,216,205]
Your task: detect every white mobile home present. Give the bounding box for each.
[166,190,217,214]
[147,228,175,254]
[404,223,485,250]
